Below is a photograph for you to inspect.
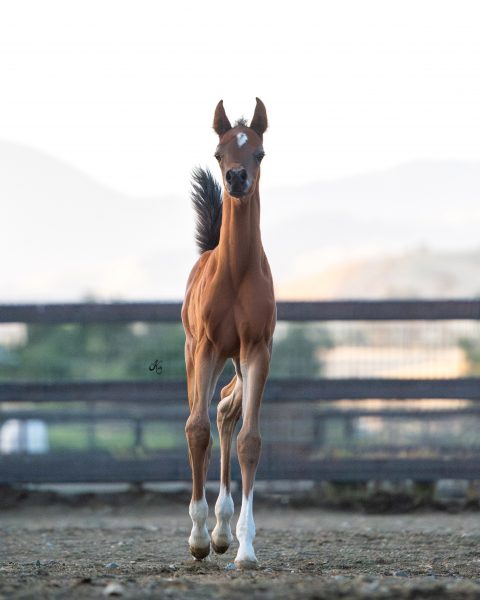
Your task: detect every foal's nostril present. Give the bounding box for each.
[226,168,247,187]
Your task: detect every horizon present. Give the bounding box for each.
[4,136,480,199]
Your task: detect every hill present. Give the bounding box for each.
[1,140,479,301]
[278,247,480,299]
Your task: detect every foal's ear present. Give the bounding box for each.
[250,97,268,137]
[213,100,232,136]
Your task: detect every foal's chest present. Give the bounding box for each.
[200,274,275,355]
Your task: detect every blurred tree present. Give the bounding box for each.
[270,324,333,378]
[0,322,187,381]
[459,338,480,376]
[0,321,334,381]
[125,323,186,379]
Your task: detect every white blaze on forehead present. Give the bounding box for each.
[236,132,248,147]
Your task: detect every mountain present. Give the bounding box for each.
[1,140,479,301]
[261,160,480,285]
[278,247,480,299]
[1,141,195,301]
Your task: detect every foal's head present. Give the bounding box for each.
[213,98,268,199]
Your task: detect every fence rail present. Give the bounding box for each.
[1,299,480,323]
[2,453,479,484]
[0,378,479,404]
[0,300,479,485]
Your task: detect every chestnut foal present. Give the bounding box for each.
[182,98,276,568]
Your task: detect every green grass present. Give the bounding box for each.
[48,421,187,455]
[48,424,92,451]
[143,422,184,450]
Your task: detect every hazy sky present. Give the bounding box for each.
[0,1,479,197]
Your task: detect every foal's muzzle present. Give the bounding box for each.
[226,168,249,197]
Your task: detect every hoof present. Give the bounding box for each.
[234,558,258,570]
[211,540,229,555]
[189,544,210,560]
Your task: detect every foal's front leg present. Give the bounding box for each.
[185,340,224,559]
[235,342,270,568]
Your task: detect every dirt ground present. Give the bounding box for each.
[1,492,480,599]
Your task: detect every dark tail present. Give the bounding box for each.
[191,167,223,254]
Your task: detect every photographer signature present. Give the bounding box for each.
[149,359,163,375]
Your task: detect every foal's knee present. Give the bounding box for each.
[237,428,261,467]
[185,414,211,451]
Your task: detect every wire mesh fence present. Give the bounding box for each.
[0,301,479,483]
[1,319,479,381]
[274,319,480,379]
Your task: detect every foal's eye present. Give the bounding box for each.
[214,153,222,162]
[255,152,265,163]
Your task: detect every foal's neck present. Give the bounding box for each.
[217,186,264,278]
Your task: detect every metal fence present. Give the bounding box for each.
[0,300,479,484]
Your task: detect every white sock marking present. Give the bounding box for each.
[236,132,248,147]
[212,484,234,548]
[188,493,210,550]
[235,490,257,564]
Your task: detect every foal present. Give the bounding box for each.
[182,98,276,568]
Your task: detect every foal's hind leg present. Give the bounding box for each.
[185,339,224,560]
[211,362,242,554]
